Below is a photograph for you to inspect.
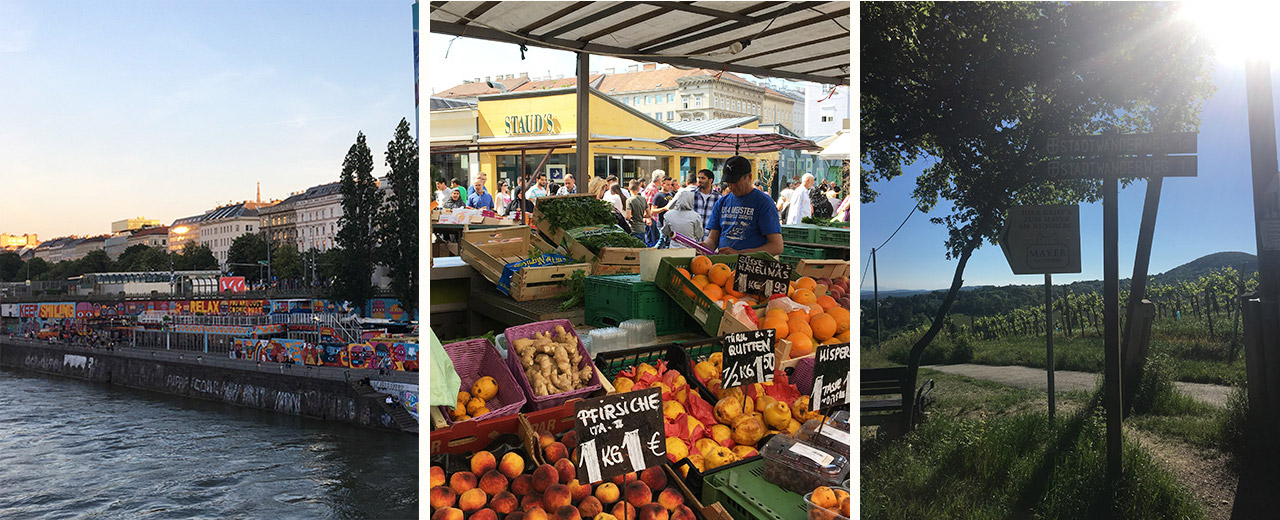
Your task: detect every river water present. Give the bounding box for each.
[0,367,419,519]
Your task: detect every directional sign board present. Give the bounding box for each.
[574,388,667,484]
[1042,156,1197,178]
[1041,132,1198,179]
[721,329,776,388]
[1000,205,1082,275]
[1045,132,1197,156]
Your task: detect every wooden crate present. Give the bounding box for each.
[531,193,601,246]
[459,225,590,302]
[532,194,644,274]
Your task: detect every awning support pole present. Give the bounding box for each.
[577,52,590,179]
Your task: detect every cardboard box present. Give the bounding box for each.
[794,259,851,280]
[655,253,773,337]
[459,225,591,302]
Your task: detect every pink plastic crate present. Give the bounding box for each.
[503,319,604,410]
[440,338,527,424]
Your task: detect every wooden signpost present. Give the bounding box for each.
[721,329,776,389]
[999,205,1082,422]
[734,254,792,298]
[1040,131,1198,484]
[573,388,667,484]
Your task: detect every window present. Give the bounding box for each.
[654,112,661,120]
[682,96,689,109]
[667,111,673,120]
[821,107,836,123]
[646,95,652,104]
[667,93,674,102]
[695,96,702,107]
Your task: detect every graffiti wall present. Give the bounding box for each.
[230,338,418,372]
[369,380,420,420]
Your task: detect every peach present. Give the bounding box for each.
[449,471,477,493]
[561,429,579,450]
[429,485,456,510]
[661,487,687,511]
[638,503,670,520]
[490,490,518,515]
[472,450,498,476]
[512,474,535,496]
[431,508,463,520]
[624,480,652,509]
[594,482,620,505]
[506,513,526,520]
[611,472,637,487]
[639,466,668,492]
[459,488,487,513]
[539,431,556,448]
[577,495,604,518]
[544,441,569,464]
[571,446,580,466]
[470,509,498,520]
[553,505,579,520]
[500,451,527,479]
[521,492,544,512]
[479,470,509,496]
[525,506,550,520]
[841,496,851,516]
[611,501,637,519]
[568,478,591,503]
[671,505,696,520]
[554,458,576,484]
[811,486,837,509]
[430,465,446,488]
[595,514,620,520]
[533,464,559,492]
[543,483,572,511]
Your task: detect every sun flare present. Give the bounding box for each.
[1180,1,1280,61]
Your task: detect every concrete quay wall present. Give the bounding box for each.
[0,337,416,432]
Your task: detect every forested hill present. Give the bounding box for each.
[861,251,1259,334]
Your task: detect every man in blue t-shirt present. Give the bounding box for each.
[702,156,784,256]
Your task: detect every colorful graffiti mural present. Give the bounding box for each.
[229,338,418,372]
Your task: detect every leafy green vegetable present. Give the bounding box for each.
[801,216,845,227]
[558,269,589,311]
[577,232,646,254]
[538,196,616,231]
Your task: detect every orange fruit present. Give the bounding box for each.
[761,316,789,340]
[811,313,837,341]
[792,288,817,305]
[692,274,711,288]
[836,330,850,343]
[787,333,814,357]
[702,283,724,301]
[788,317,812,340]
[815,295,838,312]
[766,308,788,321]
[691,256,713,276]
[794,276,817,291]
[708,263,732,286]
[821,337,841,345]
[827,307,850,333]
[677,267,692,280]
[787,309,809,323]
[807,302,824,315]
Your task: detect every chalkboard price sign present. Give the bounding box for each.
[811,342,851,409]
[573,388,667,484]
[734,254,793,297]
[721,329,776,389]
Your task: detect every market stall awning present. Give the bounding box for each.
[429,1,851,85]
[817,129,851,160]
[659,127,821,155]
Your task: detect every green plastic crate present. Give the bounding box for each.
[816,226,850,246]
[584,274,695,335]
[783,244,827,259]
[702,459,808,520]
[780,224,818,244]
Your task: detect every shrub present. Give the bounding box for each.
[1217,383,1250,461]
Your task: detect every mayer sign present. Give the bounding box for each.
[1000,205,1082,275]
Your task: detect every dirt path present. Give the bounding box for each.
[1127,427,1237,520]
[923,364,1231,408]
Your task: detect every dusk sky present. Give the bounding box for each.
[860,20,1277,292]
[0,0,416,239]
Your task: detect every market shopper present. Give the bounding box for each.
[434,180,450,207]
[662,188,704,247]
[691,168,721,230]
[643,170,665,204]
[468,177,494,210]
[495,181,513,215]
[525,172,549,202]
[702,156,784,256]
[602,181,626,215]
[626,179,648,243]
[786,173,816,225]
[555,173,578,195]
[450,178,468,201]
[442,188,465,209]
[651,176,677,248]
[777,177,797,223]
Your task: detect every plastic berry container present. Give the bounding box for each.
[796,418,852,457]
[759,435,848,494]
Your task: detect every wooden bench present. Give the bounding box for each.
[861,366,935,429]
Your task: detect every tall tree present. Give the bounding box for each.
[272,243,303,282]
[861,1,1215,425]
[80,250,113,274]
[0,252,22,282]
[179,243,219,271]
[333,132,383,309]
[226,234,269,282]
[379,118,419,319]
[24,257,49,281]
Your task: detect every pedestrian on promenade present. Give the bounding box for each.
[786,173,816,225]
[626,179,649,243]
[691,169,721,231]
[495,181,512,215]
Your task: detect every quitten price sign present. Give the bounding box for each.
[811,342,851,409]
[573,388,667,484]
[721,329,776,389]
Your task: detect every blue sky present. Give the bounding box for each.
[860,59,1264,291]
[0,0,416,239]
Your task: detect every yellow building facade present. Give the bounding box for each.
[464,88,765,196]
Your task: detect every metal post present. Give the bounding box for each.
[577,52,590,179]
[1245,58,1280,431]
[1046,273,1055,422]
[873,247,880,349]
[1103,175,1123,483]
[1122,177,1164,413]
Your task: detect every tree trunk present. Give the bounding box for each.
[903,232,983,432]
